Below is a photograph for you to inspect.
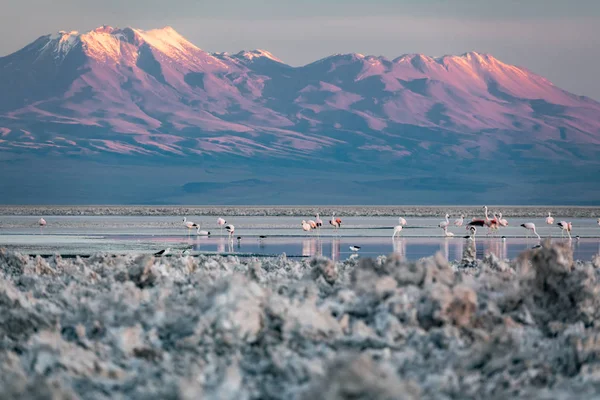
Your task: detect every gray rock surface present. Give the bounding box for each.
[1,242,600,398]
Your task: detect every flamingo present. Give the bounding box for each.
[398,217,407,226]
[315,213,323,228]
[442,227,455,237]
[393,224,403,238]
[329,212,341,233]
[546,212,554,226]
[308,219,317,229]
[225,224,235,239]
[301,220,312,234]
[468,206,495,234]
[439,213,450,229]
[521,222,540,240]
[217,217,226,235]
[349,246,360,252]
[183,217,199,234]
[557,221,572,239]
[38,217,46,234]
[497,213,508,227]
[488,213,501,234]
[454,215,464,227]
[196,227,210,236]
[597,218,600,227]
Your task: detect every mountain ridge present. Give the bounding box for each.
[1,26,599,204]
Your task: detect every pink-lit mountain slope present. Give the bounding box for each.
[1,26,599,162]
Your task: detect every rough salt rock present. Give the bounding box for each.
[280,296,342,341]
[482,253,510,273]
[593,255,600,270]
[461,240,477,265]
[0,243,598,399]
[195,275,266,346]
[0,248,28,277]
[301,353,420,400]
[417,283,477,329]
[128,255,159,288]
[311,257,338,285]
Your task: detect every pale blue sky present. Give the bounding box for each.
[2,0,599,99]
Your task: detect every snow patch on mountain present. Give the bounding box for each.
[234,49,283,63]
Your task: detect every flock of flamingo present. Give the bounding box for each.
[33,209,600,245]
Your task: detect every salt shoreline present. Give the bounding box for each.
[1,205,599,217]
[2,243,600,398]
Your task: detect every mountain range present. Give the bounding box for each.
[1,26,599,205]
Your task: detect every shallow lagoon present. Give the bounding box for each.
[1,215,598,260]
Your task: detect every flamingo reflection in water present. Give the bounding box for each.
[392,238,406,261]
[485,239,508,260]
[440,239,450,261]
[302,238,322,257]
[331,238,340,261]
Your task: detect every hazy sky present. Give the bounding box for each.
[2,0,599,99]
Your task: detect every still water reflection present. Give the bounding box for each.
[180,236,598,262]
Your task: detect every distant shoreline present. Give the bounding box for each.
[0,205,598,217]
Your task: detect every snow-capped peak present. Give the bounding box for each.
[36,25,217,68]
[134,26,201,54]
[42,30,80,61]
[234,49,283,63]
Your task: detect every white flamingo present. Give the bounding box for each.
[393,224,403,238]
[557,221,572,239]
[217,217,226,235]
[439,213,450,229]
[38,217,47,234]
[196,227,210,236]
[183,217,198,234]
[546,212,554,225]
[454,215,464,227]
[301,220,312,234]
[442,227,454,237]
[225,224,235,240]
[398,217,407,226]
[521,222,540,240]
[597,218,599,227]
[315,213,323,232]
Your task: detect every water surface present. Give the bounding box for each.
[1,215,598,261]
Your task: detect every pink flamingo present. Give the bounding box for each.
[454,215,464,227]
[557,221,572,239]
[329,212,341,234]
[521,222,540,240]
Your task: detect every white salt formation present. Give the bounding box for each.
[1,241,600,398]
